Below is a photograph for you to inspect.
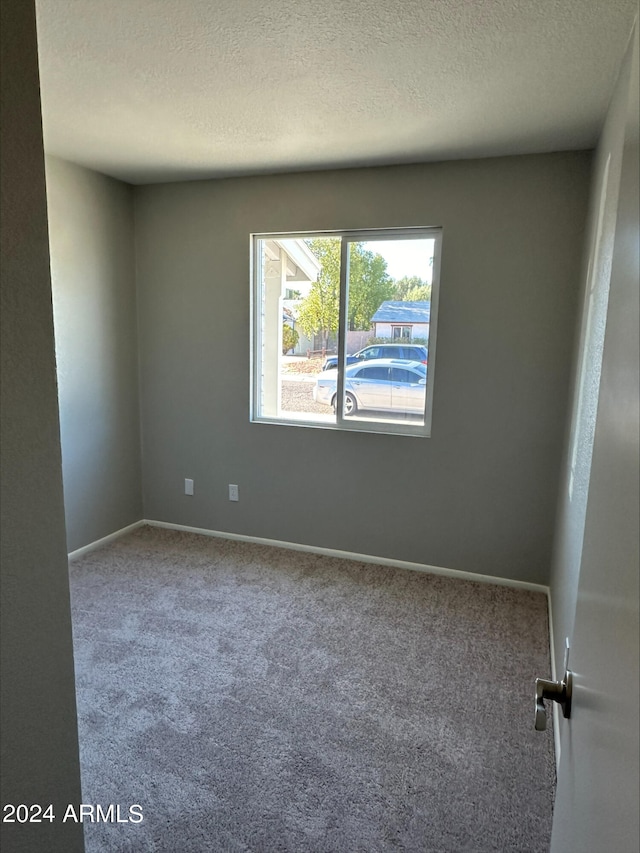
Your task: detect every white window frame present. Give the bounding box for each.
[250,226,442,437]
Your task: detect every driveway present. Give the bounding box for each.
[281,380,327,415]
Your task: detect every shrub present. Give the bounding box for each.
[367,336,428,345]
[282,324,299,354]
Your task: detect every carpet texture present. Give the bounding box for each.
[69,526,556,852]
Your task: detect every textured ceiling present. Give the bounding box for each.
[35,0,637,185]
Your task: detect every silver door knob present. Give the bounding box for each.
[534,670,573,731]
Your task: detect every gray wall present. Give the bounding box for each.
[134,152,590,584]
[0,1,84,851]
[46,156,142,553]
[549,20,636,677]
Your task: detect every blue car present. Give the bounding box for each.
[322,343,427,371]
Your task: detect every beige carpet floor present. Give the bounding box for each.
[69,525,556,852]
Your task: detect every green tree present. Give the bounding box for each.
[393,275,432,302]
[297,238,341,348]
[347,245,395,330]
[297,239,394,343]
[282,324,299,354]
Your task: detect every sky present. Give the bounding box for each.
[365,238,435,283]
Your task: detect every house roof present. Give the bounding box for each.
[372,301,431,324]
[264,238,321,286]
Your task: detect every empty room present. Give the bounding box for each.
[1,1,638,852]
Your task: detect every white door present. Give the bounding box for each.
[550,28,639,852]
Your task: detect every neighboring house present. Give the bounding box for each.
[261,237,321,415]
[372,301,430,341]
[262,237,320,365]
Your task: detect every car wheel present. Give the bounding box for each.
[332,393,357,416]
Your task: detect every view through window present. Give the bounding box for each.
[252,228,441,436]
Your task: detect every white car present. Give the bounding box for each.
[313,359,427,415]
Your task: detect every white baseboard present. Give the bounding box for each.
[67,520,145,561]
[143,519,550,595]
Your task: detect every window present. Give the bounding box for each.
[391,367,423,384]
[356,365,391,382]
[251,228,441,436]
[392,325,412,341]
[361,347,385,360]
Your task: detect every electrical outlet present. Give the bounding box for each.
[184,478,194,496]
[228,484,239,502]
